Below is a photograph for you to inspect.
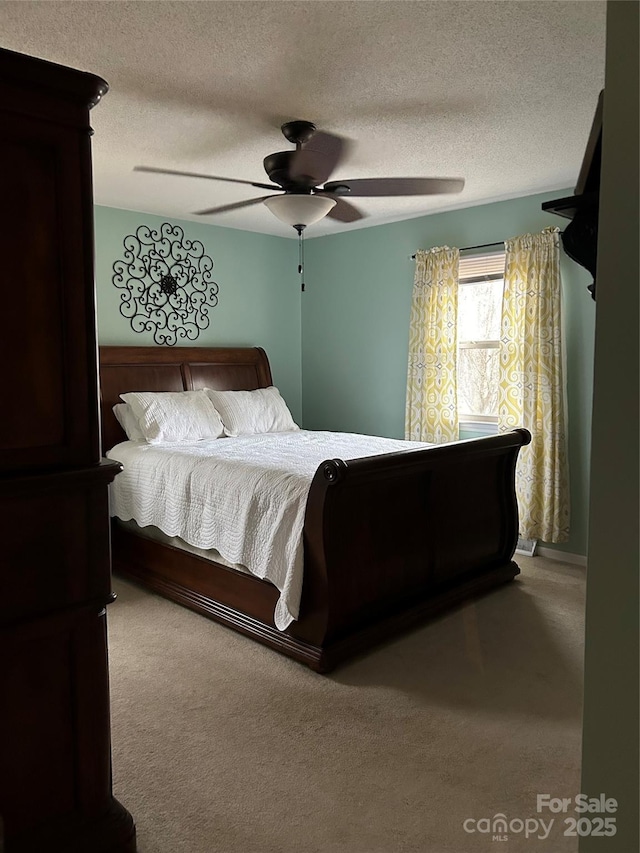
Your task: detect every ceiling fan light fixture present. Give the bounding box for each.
[263,194,336,228]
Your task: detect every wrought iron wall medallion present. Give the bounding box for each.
[112,223,219,345]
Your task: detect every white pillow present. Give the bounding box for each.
[205,386,299,436]
[113,403,146,442]
[120,390,225,444]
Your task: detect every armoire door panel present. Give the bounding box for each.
[0,624,77,833]
[0,114,99,471]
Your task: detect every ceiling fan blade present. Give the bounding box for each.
[322,177,465,197]
[289,131,349,186]
[193,195,280,216]
[323,197,366,223]
[134,166,280,192]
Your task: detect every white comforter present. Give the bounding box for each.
[107,430,431,630]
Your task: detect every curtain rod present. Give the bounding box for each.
[409,234,564,260]
[409,240,502,260]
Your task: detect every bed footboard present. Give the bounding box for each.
[291,429,531,671]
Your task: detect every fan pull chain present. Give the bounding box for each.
[295,225,306,292]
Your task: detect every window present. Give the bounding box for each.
[457,252,506,428]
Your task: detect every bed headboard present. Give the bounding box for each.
[99,346,273,452]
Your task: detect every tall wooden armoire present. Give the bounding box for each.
[0,48,136,852]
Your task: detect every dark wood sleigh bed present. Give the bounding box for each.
[100,345,530,673]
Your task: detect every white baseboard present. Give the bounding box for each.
[536,546,587,566]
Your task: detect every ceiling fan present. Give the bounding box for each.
[134,120,465,234]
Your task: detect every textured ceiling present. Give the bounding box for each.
[1,1,606,238]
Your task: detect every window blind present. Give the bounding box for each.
[459,251,506,282]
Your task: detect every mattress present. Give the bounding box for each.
[107,430,431,630]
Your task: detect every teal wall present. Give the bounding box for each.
[94,206,302,422]
[301,190,596,557]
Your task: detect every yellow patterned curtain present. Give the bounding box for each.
[405,247,460,443]
[499,227,569,542]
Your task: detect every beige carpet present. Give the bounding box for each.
[108,555,585,853]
